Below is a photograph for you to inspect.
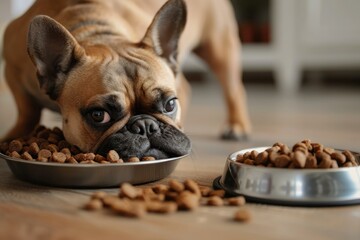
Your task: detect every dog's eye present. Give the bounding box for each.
[164,98,177,113]
[90,110,111,124]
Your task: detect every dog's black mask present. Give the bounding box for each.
[96,115,191,159]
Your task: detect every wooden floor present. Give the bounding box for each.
[0,79,360,239]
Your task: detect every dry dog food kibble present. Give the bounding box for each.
[207,196,224,206]
[82,179,250,223]
[234,208,251,222]
[236,140,358,169]
[0,125,158,164]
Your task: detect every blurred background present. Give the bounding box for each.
[1,0,359,156]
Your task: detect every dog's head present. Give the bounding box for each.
[27,0,191,159]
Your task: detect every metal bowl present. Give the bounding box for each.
[214,147,360,206]
[1,153,186,188]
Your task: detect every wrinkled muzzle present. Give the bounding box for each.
[96,114,191,160]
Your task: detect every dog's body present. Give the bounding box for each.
[2,0,251,159]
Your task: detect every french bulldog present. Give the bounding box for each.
[2,0,251,159]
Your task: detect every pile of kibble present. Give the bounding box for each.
[0,125,155,164]
[236,140,358,169]
[83,179,251,222]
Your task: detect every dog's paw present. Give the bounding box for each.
[220,129,249,141]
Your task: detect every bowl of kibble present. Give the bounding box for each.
[0,126,187,188]
[214,140,360,206]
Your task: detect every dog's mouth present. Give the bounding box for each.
[96,115,191,160]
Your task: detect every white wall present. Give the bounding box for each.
[0,0,35,137]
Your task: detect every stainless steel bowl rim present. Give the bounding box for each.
[0,152,187,167]
[228,146,360,172]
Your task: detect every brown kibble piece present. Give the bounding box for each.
[9,151,21,159]
[66,157,78,164]
[80,160,94,164]
[301,139,312,151]
[169,179,185,193]
[199,186,212,197]
[141,156,156,161]
[37,149,52,162]
[242,151,251,160]
[102,195,120,207]
[243,159,254,165]
[318,157,332,169]
[60,148,72,159]
[207,196,224,206]
[343,150,357,166]
[331,152,346,165]
[39,141,49,150]
[91,191,107,200]
[324,147,335,155]
[21,152,33,161]
[266,146,280,153]
[146,201,177,214]
[176,192,199,210]
[74,153,87,162]
[107,150,120,162]
[112,159,124,163]
[46,144,59,153]
[120,183,141,199]
[127,156,140,162]
[28,142,40,156]
[236,154,244,163]
[85,153,95,161]
[255,151,268,165]
[152,184,169,194]
[111,199,146,218]
[227,196,246,206]
[312,143,324,153]
[52,152,67,163]
[250,150,258,160]
[305,156,317,169]
[280,144,291,155]
[316,151,331,161]
[292,151,307,168]
[234,208,251,222]
[208,189,226,198]
[94,154,106,163]
[141,188,163,201]
[184,179,201,196]
[274,155,291,168]
[84,199,103,211]
[343,162,353,168]
[268,151,279,164]
[330,160,339,169]
[273,142,285,148]
[8,140,23,153]
[292,142,307,152]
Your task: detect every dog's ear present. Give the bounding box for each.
[141,0,187,71]
[27,15,84,100]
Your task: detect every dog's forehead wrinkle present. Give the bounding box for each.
[102,94,123,112]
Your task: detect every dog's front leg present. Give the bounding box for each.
[2,63,42,142]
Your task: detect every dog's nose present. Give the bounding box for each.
[127,115,160,136]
